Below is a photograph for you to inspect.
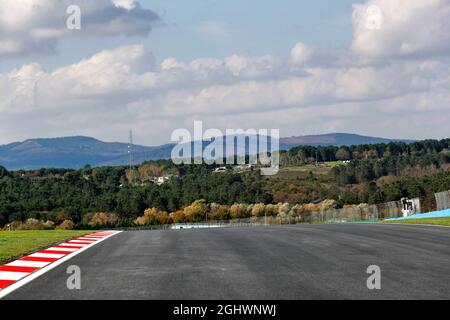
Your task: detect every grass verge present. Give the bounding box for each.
[384,217,450,226]
[0,230,91,264]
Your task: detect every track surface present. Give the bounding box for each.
[3,224,450,299]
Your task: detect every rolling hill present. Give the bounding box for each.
[0,136,174,170]
[0,133,413,170]
[280,133,413,148]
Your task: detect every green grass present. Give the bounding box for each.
[270,165,331,179]
[384,217,450,226]
[327,161,349,168]
[274,162,347,177]
[0,230,91,264]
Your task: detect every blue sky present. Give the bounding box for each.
[1,0,363,72]
[145,0,361,58]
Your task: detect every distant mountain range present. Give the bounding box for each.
[0,137,174,170]
[0,133,414,170]
[280,133,414,149]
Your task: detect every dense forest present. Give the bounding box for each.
[0,164,270,227]
[281,139,450,165]
[0,139,449,228]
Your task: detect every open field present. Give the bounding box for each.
[270,162,345,178]
[262,163,350,203]
[0,230,90,264]
[385,217,450,226]
[4,224,450,300]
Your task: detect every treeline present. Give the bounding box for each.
[331,153,449,185]
[0,164,271,228]
[131,199,338,226]
[3,199,341,229]
[337,170,450,205]
[281,139,450,165]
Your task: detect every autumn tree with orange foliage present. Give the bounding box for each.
[138,164,165,181]
[209,203,230,220]
[83,212,119,226]
[135,208,172,225]
[183,200,208,222]
[229,203,249,219]
[170,210,186,223]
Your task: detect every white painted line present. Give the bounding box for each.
[6,260,51,268]
[76,238,99,241]
[0,272,29,281]
[68,240,94,243]
[0,231,122,299]
[28,253,66,259]
[47,247,78,252]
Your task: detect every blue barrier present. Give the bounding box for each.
[385,208,450,221]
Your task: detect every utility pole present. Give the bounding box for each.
[128,130,134,185]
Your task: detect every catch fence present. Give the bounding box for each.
[114,190,450,230]
[300,190,450,224]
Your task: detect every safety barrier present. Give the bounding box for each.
[113,189,450,230]
[308,190,450,223]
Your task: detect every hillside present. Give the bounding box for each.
[0,133,413,170]
[0,136,174,170]
[280,133,413,148]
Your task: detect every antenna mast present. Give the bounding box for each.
[128,130,134,184]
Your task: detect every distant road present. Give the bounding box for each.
[4,224,450,300]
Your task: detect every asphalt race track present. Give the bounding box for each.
[3,224,450,300]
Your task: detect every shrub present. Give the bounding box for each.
[264,204,279,217]
[289,204,303,217]
[10,218,55,230]
[301,203,321,212]
[183,200,208,223]
[170,210,186,223]
[25,218,43,230]
[251,203,266,217]
[209,203,230,220]
[277,203,290,216]
[319,199,337,211]
[135,208,171,225]
[57,220,74,230]
[88,212,119,226]
[42,220,55,230]
[8,221,23,231]
[229,203,249,219]
[55,211,70,225]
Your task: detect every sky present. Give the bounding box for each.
[0,0,449,146]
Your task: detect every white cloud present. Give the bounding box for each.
[113,0,137,10]
[352,0,450,59]
[0,0,159,57]
[0,0,450,145]
[290,42,314,65]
